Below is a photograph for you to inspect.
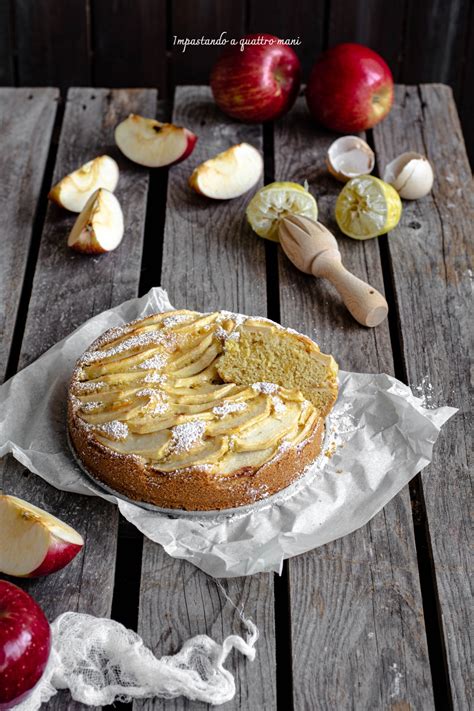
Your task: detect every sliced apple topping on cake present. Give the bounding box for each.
[68,309,338,510]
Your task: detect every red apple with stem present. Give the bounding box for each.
[306,43,394,132]
[210,33,301,122]
[0,581,51,710]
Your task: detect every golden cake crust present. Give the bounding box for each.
[67,310,337,511]
[68,402,324,510]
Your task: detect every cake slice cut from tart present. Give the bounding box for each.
[68,309,338,510]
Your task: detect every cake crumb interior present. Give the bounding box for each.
[217,323,338,416]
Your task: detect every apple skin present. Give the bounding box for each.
[306,43,394,133]
[210,34,301,122]
[26,537,83,578]
[0,581,51,710]
[171,129,198,166]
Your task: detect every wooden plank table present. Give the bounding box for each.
[0,84,471,711]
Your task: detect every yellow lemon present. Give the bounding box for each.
[246,181,318,241]
[335,176,402,240]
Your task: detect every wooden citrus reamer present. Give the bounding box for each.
[278,215,388,328]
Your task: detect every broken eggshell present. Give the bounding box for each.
[383,152,433,200]
[327,136,375,183]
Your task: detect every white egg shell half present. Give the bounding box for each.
[383,152,434,200]
[327,135,375,182]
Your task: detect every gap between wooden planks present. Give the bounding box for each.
[0,87,156,711]
[373,84,473,711]
[274,97,434,710]
[0,88,58,383]
[133,86,277,711]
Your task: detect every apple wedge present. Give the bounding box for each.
[0,494,84,577]
[115,114,197,167]
[189,143,263,199]
[68,188,124,254]
[48,155,119,212]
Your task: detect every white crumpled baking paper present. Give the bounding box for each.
[0,288,456,577]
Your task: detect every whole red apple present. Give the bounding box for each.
[306,43,394,132]
[0,581,51,709]
[210,34,301,122]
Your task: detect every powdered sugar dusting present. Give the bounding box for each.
[388,663,404,700]
[278,439,292,453]
[262,438,292,469]
[151,401,169,416]
[74,380,106,393]
[80,401,102,412]
[213,401,248,417]
[214,325,241,343]
[325,402,356,457]
[170,420,206,453]
[411,375,441,409]
[136,388,169,415]
[162,313,193,327]
[218,311,247,327]
[137,353,169,370]
[252,382,279,394]
[82,332,171,364]
[214,326,230,342]
[136,388,159,398]
[144,372,166,384]
[92,325,130,349]
[96,420,129,441]
[271,396,286,414]
[163,463,215,475]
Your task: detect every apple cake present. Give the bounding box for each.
[68,310,338,510]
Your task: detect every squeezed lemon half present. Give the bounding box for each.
[335,176,402,240]
[246,181,318,241]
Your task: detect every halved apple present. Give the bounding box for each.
[189,143,263,199]
[0,494,84,577]
[115,114,197,167]
[68,188,124,254]
[48,155,119,213]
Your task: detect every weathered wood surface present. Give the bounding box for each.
[0,87,157,711]
[0,88,58,382]
[274,98,435,710]
[373,84,473,711]
[134,85,276,711]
